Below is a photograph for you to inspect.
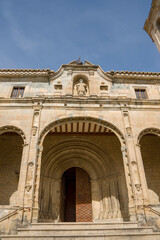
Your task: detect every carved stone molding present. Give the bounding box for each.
[135,184,141,192]
[138,127,160,143]
[126,127,132,137]
[28,162,34,168]
[25,185,32,192]
[39,116,125,143]
[0,125,27,144]
[32,126,38,136]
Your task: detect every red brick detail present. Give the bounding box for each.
[76,168,92,222]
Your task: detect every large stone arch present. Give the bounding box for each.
[36,117,128,223]
[138,127,160,205]
[0,125,26,206]
[0,125,26,143]
[41,136,118,180]
[39,116,125,146]
[137,127,160,143]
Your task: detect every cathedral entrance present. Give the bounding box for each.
[38,118,129,223]
[60,167,92,222]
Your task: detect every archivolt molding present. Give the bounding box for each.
[0,125,27,144]
[41,136,120,180]
[138,127,160,143]
[39,116,125,145]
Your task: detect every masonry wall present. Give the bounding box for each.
[0,132,23,205]
[140,134,160,204]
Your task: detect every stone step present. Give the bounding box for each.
[29,221,139,229]
[1,232,160,240]
[17,226,154,236]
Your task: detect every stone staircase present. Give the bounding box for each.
[1,221,160,240]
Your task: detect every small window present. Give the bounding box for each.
[135,89,147,99]
[11,87,25,98]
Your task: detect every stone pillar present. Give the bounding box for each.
[23,103,42,224]
[17,142,29,207]
[91,180,101,221]
[135,143,149,205]
[32,145,43,222]
[98,180,104,220]
[121,109,145,221]
[121,145,136,221]
[67,70,73,96]
[52,179,61,222]
[101,179,109,219]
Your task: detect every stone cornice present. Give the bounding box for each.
[0,63,160,82]
[0,69,54,78]
[106,70,160,81]
[0,96,159,107]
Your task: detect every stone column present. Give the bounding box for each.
[23,102,42,223]
[17,142,29,207]
[121,109,144,221]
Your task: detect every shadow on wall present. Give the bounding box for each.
[38,132,129,222]
[140,134,160,205]
[0,132,23,205]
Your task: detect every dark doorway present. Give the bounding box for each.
[60,167,92,222]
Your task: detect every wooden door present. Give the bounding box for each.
[62,167,92,222]
[76,168,92,222]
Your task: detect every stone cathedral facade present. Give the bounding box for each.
[0,1,160,240]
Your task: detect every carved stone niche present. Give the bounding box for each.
[100,85,108,91]
[54,81,63,96]
[73,77,89,96]
[54,84,62,90]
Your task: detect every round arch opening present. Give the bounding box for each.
[139,132,160,205]
[38,118,129,222]
[0,131,24,205]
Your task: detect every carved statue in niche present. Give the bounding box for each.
[74,79,88,95]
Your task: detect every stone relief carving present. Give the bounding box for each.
[74,79,88,95]
[25,185,32,192]
[126,127,132,136]
[135,184,141,192]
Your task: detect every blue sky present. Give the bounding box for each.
[0,0,159,72]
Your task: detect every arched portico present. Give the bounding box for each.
[34,117,129,223]
[137,128,160,206]
[0,125,26,206]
